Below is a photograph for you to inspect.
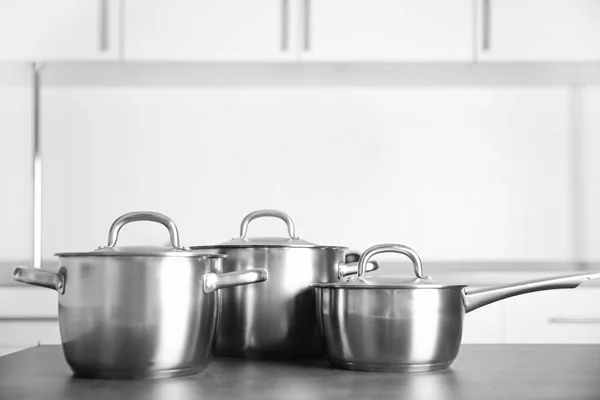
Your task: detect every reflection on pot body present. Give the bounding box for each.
[212,246,347,357]
[57,256,221,378]
[317,287,464,371]
[191,209,379,358]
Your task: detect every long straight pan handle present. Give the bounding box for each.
[13,267,65,294]
[463,272,600,313]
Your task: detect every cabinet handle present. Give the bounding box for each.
[0,316,58,322]
[548,317,600,324]
[482,0,491,51]
[99,0,109,52]
[32,63,43,270]
[281,0,289,51]
[303,0,311,51]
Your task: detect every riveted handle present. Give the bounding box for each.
[239,210,298,239]
[104,211,185,250]
[203,269,268,294]
[13,267,65,294]
[358,243,424,279]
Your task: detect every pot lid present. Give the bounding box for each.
[194,210,345,249]
[56,211,226,258]
[219,236,320,248]
[313,275,455,289]
[312,243,459,289]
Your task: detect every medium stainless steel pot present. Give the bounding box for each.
[191,209,378,358]
[313,243,600,373]
[12,211,268,379]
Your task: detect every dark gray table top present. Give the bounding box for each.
[1,345,599,400]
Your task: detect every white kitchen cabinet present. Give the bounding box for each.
[0,65,31,262]
[302,0,473,62]
[505,287,600,343]
[124,0,295,61]
[0,288,60,348]
[581,88,600,262]
[477,0,600,62]
[0,0,120,61]
[462,301,504,344]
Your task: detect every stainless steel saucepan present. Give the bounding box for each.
[191,209,378,358]
[13,211,268,379]
[313,243,600,373]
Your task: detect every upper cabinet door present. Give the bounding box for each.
[0,65,31,262]
[125,0,295,61]
[0,0,120,61]
[302,0,474,62]
[477,0,600,62]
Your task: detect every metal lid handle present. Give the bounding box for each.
[358,243,424,279]
[239,210,298,239]
[105,211,185,250]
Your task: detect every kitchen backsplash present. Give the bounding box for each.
[1,64,599,262]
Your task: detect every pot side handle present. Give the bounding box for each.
[12,267,65,294]
[203,269,268,294]
[338,252,380,278]
[463,272,600,313]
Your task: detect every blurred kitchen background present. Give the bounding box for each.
[2,0,600,355]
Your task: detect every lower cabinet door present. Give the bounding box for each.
[0,320,61,348]
[505,288,600,344]
[462,301,504,344]
[0,288,61,349]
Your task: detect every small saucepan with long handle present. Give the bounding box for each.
[313,243,600,373]
[13,211,268,379]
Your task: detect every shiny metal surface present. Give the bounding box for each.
[213,209,323,248]
[204,269,269,294]
[315,243,600,372]
[191,210,377,358]
[13,268,65,294]
[240,209,298,241]
[357,243,426,279]
[316,286,464,372]
[105,211,184,250]
[12,212,268,379]
[212,246,347,357]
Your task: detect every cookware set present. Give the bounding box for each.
[12,210,600,379]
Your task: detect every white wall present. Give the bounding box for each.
[40,81,571,261]
[0,64,32,261]
[582,87,600,261]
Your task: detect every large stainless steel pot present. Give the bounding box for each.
[12,211,268,379]
[313,243,600,373]
[191,209,378,358]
